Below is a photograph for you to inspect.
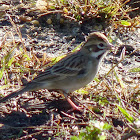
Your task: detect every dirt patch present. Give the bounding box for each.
[0,0,139,139]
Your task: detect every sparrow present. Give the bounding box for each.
[0,32,113,110]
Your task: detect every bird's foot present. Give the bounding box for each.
[66,97,83,112]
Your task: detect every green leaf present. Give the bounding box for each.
[15,62,21,66]
[0,85,9,90]
[0,69,4,79]
[24,54,31,61]
[114,70,124,88]
[51,55,66,64]
[72,42,83,52]
[76,89,88,95]
[103,123,112,130]
[50,6,56,9]
[117,105,134,123]
[71,136,81,140]
[94,77,100,82]
[19,47,23,52]
[8,57,14,67]
[0,59,5,79]
[129,67,140,72]
[120,20,131,26]
[102,6,112,13]
[99,135,106,140]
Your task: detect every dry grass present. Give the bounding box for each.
[0,0,139,139]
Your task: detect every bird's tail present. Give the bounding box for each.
[0,87,28,103]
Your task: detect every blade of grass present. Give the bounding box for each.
[116,104,134,123]
[114,70,124,89]
[129,67,140,72]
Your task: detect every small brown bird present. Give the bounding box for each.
[0,32,113,110]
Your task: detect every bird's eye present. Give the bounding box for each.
[98,43,104,49]
[99,43,104,47]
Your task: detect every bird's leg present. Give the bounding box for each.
[58,90,82,111]
[66,97,82,111]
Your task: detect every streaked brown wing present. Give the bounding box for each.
[52,52,88,75]
[32,52,88,83]
[32,67,62,82]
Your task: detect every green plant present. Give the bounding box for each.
[71,121,112,140]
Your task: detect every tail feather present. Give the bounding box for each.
[0,87,28,103]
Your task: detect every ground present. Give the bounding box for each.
[0,0,140,140]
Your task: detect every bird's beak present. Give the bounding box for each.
[107,43,114,50]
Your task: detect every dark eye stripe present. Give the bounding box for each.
[97,52,104,60]
[94,47,101,52]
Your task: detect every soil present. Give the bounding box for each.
[0,0,139,140]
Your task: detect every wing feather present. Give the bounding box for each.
[32,52,88,83]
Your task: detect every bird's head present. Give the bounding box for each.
[82,32,113,59]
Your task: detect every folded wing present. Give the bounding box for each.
[32,52,88,83]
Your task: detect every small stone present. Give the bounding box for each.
[60,18,64,24]
[0,5,9,10]
[118,63,123,68]
[94,24,103,30]
[31,20,40,26]
[46,18,52,24]
[19,16,32,22]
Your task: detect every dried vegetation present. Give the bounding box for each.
[0,0,139,139]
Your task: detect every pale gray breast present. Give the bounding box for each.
[60,58,99,93]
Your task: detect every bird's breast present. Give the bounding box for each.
[63,59,99,92]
